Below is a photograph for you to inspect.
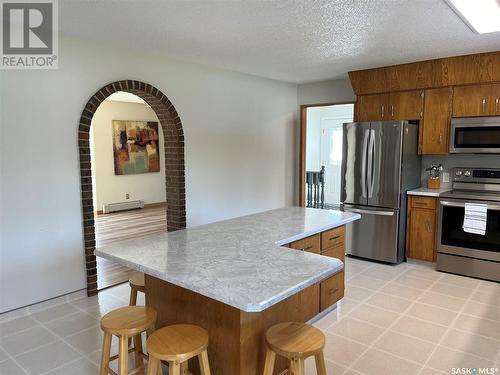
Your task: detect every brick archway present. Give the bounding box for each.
[78,80,186,296]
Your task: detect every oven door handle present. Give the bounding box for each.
[440,200,500,211]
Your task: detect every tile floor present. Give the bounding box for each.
[0,258,499,375]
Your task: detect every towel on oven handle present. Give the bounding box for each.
[463,203,488,235]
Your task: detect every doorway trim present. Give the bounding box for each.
[299,101,356,207]
[78,80,186,296]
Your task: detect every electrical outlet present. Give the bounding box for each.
[126,193,130,199]
[442,172,450,183]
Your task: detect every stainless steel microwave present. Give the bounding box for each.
[450,117,500,153]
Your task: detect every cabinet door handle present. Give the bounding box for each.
[496,98,499,112]
[438,133,442,144]
[301,245,313,251]
[482,98,487,113]
[381,105,385,119]
[414,202,429,206]
[329,235,341,241]
[328,288,338,296]
[391,105,394,118]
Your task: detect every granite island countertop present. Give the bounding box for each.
[96,207,360,312]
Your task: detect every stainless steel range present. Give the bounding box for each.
[437,168,500,282]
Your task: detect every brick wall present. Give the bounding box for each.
[78,80,186,295]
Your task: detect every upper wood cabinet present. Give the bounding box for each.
[358,93,389,121]
[492,84,500,115]
[420,87,452,155]
[389,90,424,120]
[357,90,422,122]
[453,84,492,117]
[349,51,500,95]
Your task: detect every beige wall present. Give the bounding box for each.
[90,101,166,211]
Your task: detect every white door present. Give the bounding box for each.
[320,117,350,205]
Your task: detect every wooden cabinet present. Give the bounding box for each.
[319,271,344,311]
[406,196,437,262]
[358,93,389,121]
[453,83,500,116]
[358,90,423,121]
[349,51,500,95]
[289,234,320,254]
[492,84,500,115]
[320,226,345,253]
[285,225,346,312]
[420,87,452,155]
[319,225,345,311]
[389,90,424,120]
[453,84,492,117]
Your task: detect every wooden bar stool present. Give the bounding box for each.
[129,272,145,306]
[263,322,327,375]
[146,324,211,375]
[99,306,157,375]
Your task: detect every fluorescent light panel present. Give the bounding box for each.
[445,0,500,34]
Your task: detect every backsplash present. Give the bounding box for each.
[421,154,500,188]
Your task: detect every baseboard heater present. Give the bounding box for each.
[102,200,144,214]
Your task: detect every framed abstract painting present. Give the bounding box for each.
[112,120,160,175]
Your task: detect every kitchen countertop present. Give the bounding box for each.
[407,187,451,197]
[96,207,360,312]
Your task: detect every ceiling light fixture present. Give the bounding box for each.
[445,0,500,34]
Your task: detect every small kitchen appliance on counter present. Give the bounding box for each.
[437,168,500,282]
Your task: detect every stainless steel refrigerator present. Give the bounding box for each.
[341,121,421,264]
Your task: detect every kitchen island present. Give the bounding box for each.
[96,207,360,374]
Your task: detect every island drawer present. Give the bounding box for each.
[320,270,344,311]
[410,196,436,210]
[321,225,345,250]
[321,245,345,261]
[289,234,320,254]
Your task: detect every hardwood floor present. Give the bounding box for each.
[95,206,167,290]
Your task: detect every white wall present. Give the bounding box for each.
[90,101,165,211]
[306,108,321,171]
[297,78,355,106]
[0,36,297,312]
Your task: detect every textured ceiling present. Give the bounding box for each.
[60,0,500,83]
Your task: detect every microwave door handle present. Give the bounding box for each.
[361,129,369,198]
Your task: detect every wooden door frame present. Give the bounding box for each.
[298,101,357,207]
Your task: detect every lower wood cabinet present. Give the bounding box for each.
[286,225,346,312]
[289,234,320,254]
[406,196,437,262]
[320,271,345,311]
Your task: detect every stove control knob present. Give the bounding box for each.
[464,170,471,177]
[455,170,463,177]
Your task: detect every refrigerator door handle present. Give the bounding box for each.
[344,207,395,216]
[361,129,369,198]
[367,129,375,198]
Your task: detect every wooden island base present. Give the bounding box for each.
[145,275,323,375]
